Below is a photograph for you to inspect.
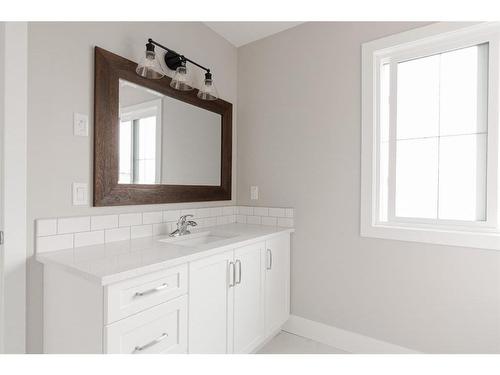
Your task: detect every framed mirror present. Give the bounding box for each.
[93,47,232,206]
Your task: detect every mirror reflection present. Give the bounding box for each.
[118,79,222,186]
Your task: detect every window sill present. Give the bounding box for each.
[360,223,500,251]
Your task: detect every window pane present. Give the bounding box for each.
[397,55,440,139]
[119,120,132,184]
[380,63,390,142]
[136,116,157,160]
[395,138,438,219]
[134,116,157,184]
[440,44,488,136]
[438,134,487,221]
[378,64,390,221]
[379,141,389,221]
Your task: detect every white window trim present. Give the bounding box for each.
[119,99,162,184]
[361,22,500,251]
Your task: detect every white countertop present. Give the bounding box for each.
[36,223,294,285]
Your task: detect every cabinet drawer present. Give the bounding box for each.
[105,264,187,324]
[104,295,187,354]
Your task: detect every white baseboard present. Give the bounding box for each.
[282,315,420,354]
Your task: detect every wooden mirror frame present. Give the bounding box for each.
[93,47,232,206]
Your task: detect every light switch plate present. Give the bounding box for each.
[250,185,259,200]
[74,113,89,137]
[73,182,88,206]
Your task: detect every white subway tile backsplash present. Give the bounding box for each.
[206,217,217,227]
[180,209,196,217]
[163,210,180,222]
[35,205,294,254]
[247,215,261,225]
[153,223,170,236]
[277,217,294,228]
[142,211,162,224]
[119,213,142,227]
[210,207,223,217]
[269,208,286,217]
[239,206,254,215]
[58,217,90,234]
[74,231,105,248]
[196,208,211,218]
[222,206,234,215]
[36,219,57,237]
[131,224,153,239]
[37,234,74,253]
[261,216,277,226]
[254,207,269,216]
[105,227,130,243]
[90,215,118,231]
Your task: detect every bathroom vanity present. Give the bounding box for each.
[37,223,292,354]
[35,48,293,354]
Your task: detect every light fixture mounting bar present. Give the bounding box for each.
[148,38,211,73]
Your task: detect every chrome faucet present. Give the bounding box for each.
[169,214,198,237]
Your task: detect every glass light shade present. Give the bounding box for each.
[136,50,164,79]
[170,65,194,91]
[197,77,219,101]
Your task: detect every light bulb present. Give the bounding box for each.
[136,43,164,79]
[197,72,219,101]
[170,63,194,91]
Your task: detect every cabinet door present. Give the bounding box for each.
[233,242,265,354]
[188,250,234,353]
[264,234,290,335]
[104,295,187,354]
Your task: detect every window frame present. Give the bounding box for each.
[119,99,163,184]
[361,22,500,250]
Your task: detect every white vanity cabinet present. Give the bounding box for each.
[188,242,267,354]
[264,234,291,335]
[44,264,189,354]
[188,234,290,354]
[188,250,235,353]
[41,228,292,354]
[232,242,266,353]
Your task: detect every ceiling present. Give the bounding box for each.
[204,22,303,47]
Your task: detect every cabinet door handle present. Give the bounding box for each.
[133,332,168,353]
[266,249,273,270]
[228,261,235,287]
[235,259,242,285]
[134,283,169,297]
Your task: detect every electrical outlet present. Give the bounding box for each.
[73,182,88,206]
[250,185,259,200]
[74,113,89,137]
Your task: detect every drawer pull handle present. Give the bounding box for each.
[235,259,242,285]
[228,261,235,288]
[266,249,273,270]
[134,283,169,297]
[133,332,168,353]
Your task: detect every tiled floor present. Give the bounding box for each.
[257,331,348,354]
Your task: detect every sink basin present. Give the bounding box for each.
[159,231,236,247]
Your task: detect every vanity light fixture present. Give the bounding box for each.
[135,41,164,79]
[136,38,219,100]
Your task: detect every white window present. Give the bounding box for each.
[119,99,162,184]
[361,22,500,250]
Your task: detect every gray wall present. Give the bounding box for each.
[237,22,500,353]
[27,22,237,352]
